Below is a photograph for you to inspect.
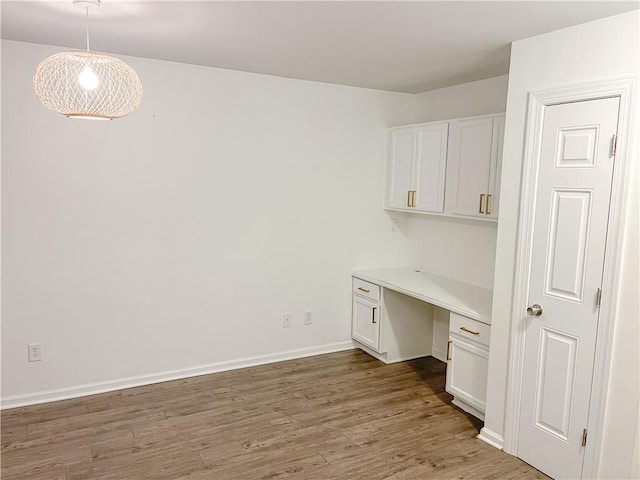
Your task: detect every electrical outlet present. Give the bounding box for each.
[28,343,42,362]
[283,312,292,328]
[304,310,313,325]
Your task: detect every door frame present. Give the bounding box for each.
[503,77,636,478]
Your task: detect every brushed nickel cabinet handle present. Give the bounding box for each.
[447,340,452,361]
[479,194,485,214]
[372,307,377,324]
[357,287,370,293]
[460,326,480,335]
[486,194,492,215]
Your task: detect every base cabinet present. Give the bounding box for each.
[351,277,433,363]
[446,313,491,420]
[352,295,381,351]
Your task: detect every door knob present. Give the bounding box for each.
[527,304,543,316]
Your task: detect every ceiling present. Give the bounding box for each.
[2,1,638,93]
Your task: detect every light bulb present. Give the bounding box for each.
[78,66,99,90]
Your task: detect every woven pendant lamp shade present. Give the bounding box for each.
[33,50,143,120]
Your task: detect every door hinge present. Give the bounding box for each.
[582,428,588,447]
[611,134,617,156]
[596,288,602,308]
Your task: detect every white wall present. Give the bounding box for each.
[1,39,510,407]
[399,75,508,288]
[412,75,509,124]
[1,40,419,405]
[484,11,639,479]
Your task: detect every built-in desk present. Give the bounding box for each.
[352,268,492,325]
[351,267,493,420]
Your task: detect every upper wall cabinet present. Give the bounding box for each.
[446,114,506,219]
[385,113,505,221]
[386,122,448,213]
[487,115,505,220]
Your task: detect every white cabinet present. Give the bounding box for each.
[385,113,505,221]
[446,313,491,420]
[446,114,505,219]
[487,115,505,219]
[388,128,415,210]
[352,295,380,351]
[387,122,448,213]
[351,279,382,352]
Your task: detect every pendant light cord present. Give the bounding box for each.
[85,6,90,51]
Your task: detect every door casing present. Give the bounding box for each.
[504,77,636,478]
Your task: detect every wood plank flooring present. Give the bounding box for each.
[1,349,549,479]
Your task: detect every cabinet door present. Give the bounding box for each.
[413,123,448,213]
[445,336,489,412]
[487,114,505,219]
[387,127,416,210]
[446,117,494,217]
[352,295,380,351]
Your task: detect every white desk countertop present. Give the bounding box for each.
[352,268,493,325]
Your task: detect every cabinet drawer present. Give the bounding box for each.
[352,278,380,302]
[450,313,491,347]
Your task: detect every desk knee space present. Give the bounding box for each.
[353,286,435,364]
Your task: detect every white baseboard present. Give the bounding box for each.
[478,427,504,450]
[431,347,447,363]
[452,397,485,421]
[390,353,433,363]
[352,341,432,364]
[352,343,388,363]
[1,341,355,410]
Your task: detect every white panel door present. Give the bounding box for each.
[387,128,415,210]
[413,123,448,213]
[352,295,380,351]
[446,117,494,217]
[518,97,619,479]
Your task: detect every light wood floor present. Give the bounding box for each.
[1,349,549,479]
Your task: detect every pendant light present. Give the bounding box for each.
[33,0,143,120]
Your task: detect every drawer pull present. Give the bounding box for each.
[372,307,377,324]
[486,194,492,215]
[407,190,411,207]
[460,326,480,335]
[357,287,370,293]
[447,340,452,361]
[479,194,485,214]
